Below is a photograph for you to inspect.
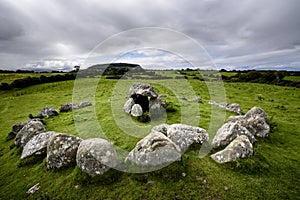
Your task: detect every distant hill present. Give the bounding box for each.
[78,63,144,78]
[86,63,142,72]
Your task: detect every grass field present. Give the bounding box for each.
[0,73,299,199]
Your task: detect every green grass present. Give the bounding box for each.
[284,76,300,81]
[0,75,299,199]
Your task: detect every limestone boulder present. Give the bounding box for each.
[8,119,40,139]
[36,106,59,118]
[244,106,268,121]
[129,82,158,98]
[211,135,253,163]
[76,138,118,176]
[123,97,135,114]
[227,107,270,138]
[46,134,82,169]
[126,131,181,167]
[166,124,209,152]
[212,122,256,149]
[131,104,143,117]
[14,120,46,147]
[21,131,57,159]
[149,98,165,118]
[59,103,79,112]
[151,124,170,135]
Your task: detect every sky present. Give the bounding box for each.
[0,0,300,71]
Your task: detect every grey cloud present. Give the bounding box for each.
[0,0,299,70]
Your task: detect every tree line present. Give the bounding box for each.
[221,70,300,87]
[0,73,76,90]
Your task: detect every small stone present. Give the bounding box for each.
[78,101,92,108]
[26,183,40,195]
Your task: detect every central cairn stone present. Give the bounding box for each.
[123,82,164,118]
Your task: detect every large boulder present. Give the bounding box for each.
[211,135,253,163]
[46,134,82,169]
[129,82,158,98]
[8,119,40,139]
[166,124,209,152]
[212,122,256,149]
[36,106,59,118]
[21,131,57,159]
[59,103,79,112]
[244,106,268,121]
[126,131,181,167]
[131,104,143,117]
[227,107,270,138]
[76,138,118,176]
[14,120,46,147]
[151,124,170,135]
[123,82,164,118]
[123,97,135,114]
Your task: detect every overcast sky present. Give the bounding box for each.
[0,0,299,71]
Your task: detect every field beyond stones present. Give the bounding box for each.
[0,71,299,199]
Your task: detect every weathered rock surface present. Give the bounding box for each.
[244,106,268,121]
[15,120,46,147]
[47,134,82,169]
[9,119,40,139]
[166,124,209,152]
[212,122,256,149]
[76,138,118,176]
[36,106,59,118]
[59,103,79,112]
[21,131,57,159]
[130,82,158,98]
[225,103,242,115]
[123,82,164,118]
[209,101,242,115]
[211,135,253,163]
[151,124,170,135]
[123,97,135,114]
[131,104,143,117]
[192,97,203,103]
[126,131,181,167]
[79,101,92,108]
[227,107,270,138]
[149,98,165,118]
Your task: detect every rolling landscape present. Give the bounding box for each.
[1,0,300,199]
[0,67,299,199]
